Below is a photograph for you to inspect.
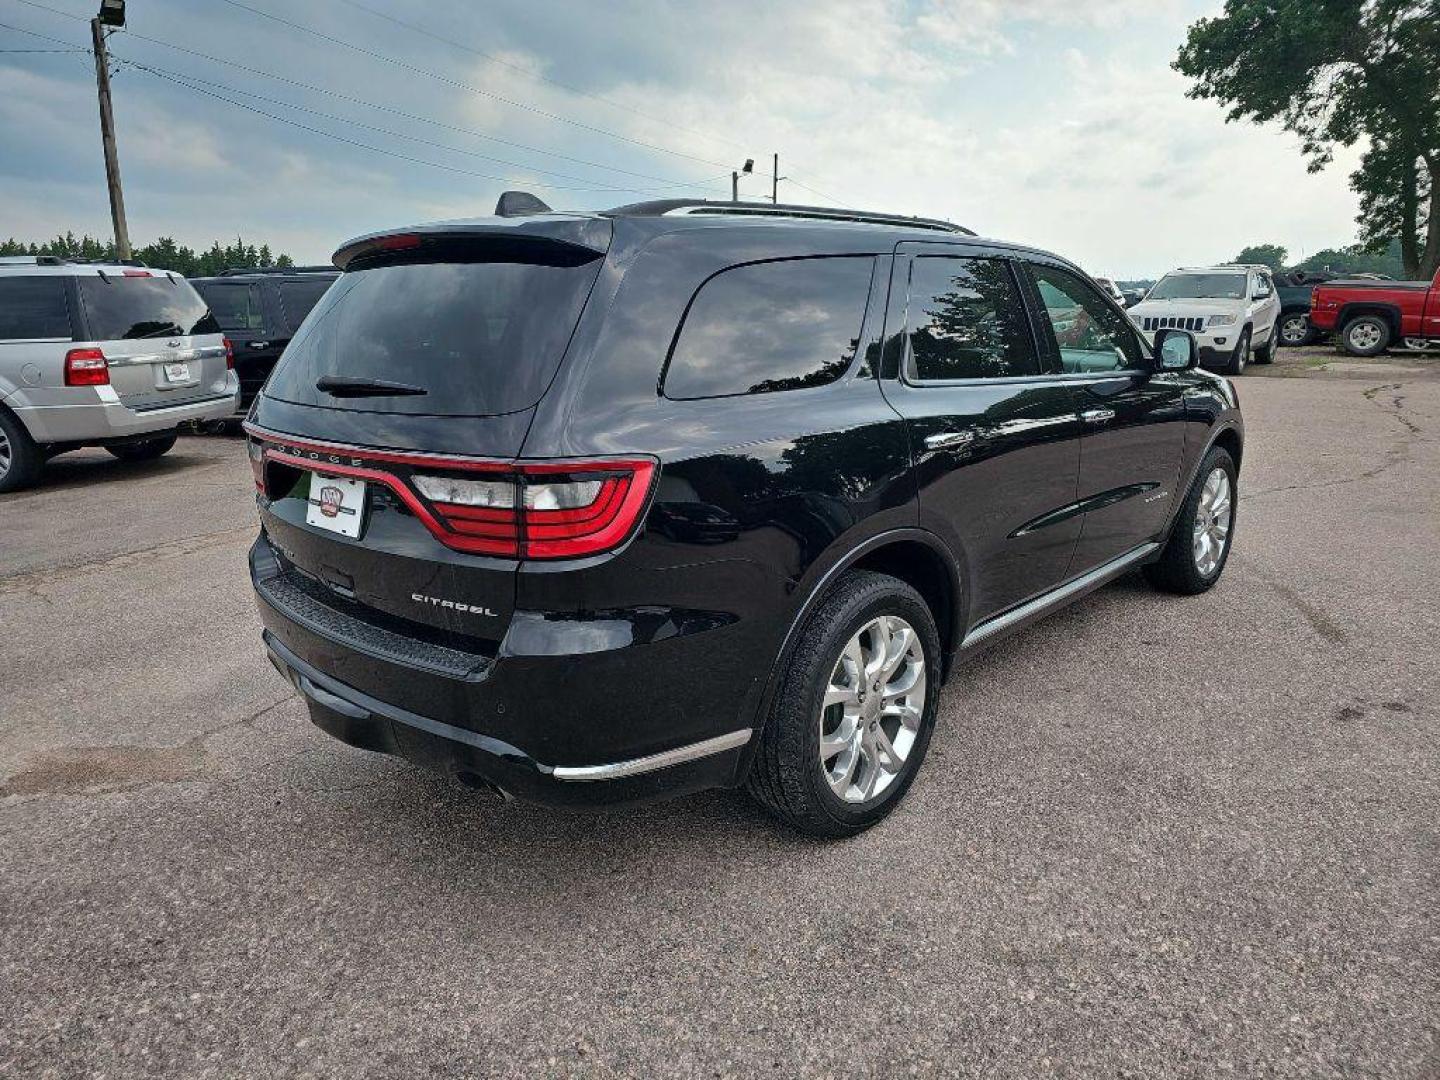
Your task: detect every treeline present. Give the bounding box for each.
[1233,239,1408,278]
[0,233,295,277]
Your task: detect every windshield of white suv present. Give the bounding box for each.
[1147,273,1247,300]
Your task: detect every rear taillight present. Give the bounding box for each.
[247,439,265,493]
[412,461,656,559]
[223,337,234,369]
[64,348,109,386]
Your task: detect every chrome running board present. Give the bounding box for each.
[960,542,1160,652]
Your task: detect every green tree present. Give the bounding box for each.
[1233,243,1288,270]
[1,233,297,274]
[1176,0,1440,279]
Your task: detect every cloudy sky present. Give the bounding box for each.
[0,0,1365,277]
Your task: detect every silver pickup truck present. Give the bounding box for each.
[0,257,239,492]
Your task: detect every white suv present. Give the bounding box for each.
[1128,265,1281,375]
[0,257,239,492]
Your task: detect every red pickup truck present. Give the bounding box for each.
[1310,268,1440,356]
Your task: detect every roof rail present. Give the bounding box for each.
[0,255,67,266]
[603,199,973,235]
[214,265,336,276]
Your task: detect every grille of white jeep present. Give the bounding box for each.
[1142,315,1206,332]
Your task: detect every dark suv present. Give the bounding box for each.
[191,267,338,415]
[245,197,1243,836]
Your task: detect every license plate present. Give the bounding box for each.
[163,362,191,384]
[305,474,366,538]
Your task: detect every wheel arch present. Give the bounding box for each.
[1337,302,1402,338]
[731,527,965,782]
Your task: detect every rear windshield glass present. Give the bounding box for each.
[1147,273,1247,300]
[277,278,335,332]
[264,257,602,417]
[76,275,219,340]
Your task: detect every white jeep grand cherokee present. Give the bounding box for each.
[1128,265,1281,376]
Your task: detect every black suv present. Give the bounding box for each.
[191,267,338,415]
[245,197,1243,836]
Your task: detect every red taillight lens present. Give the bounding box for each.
[519,465,655,559]
[64,348,109,386]
[223,337,235,369]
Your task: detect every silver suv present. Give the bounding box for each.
[0,257,239,492]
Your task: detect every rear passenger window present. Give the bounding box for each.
[905,257,1038,381]
[198,283,265,332]
[0,277,72,341]
[664,257,873,399]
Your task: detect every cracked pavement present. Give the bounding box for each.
[1,368,1437,1078]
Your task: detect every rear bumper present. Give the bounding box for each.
[10,379,240,443]
[250,534,761,807]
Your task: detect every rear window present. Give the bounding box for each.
[278,278,335,332]
[76,275,219,340]
[663,257,873,400]
[0,276,72,340]
[264,257,601,417]
[195,281,265,332]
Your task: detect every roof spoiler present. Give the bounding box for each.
[332,225,607,271]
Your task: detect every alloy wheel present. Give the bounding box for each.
[1192,467,1232,577]
[1279,314,1309,346]
[0,426,10,480]
[1347,321,1383,352]
[818,615,926,804]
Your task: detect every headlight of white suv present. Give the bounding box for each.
[1207,314,1237,327]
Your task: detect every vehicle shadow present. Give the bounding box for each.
[2,445,230,502]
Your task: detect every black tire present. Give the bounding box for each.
[1253,322,1277,364]
[0,408,44,494]
[1144,445,1237,595]
[1219,328,1250,376]
[106,434,177,462]
[747,570,942,838]
[1340,314,1390,357]
[1277,311,1314,347]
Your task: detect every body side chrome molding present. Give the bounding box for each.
[960,541,1160,651]
[553,729,753,781]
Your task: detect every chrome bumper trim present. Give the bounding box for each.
[552,728,753,782]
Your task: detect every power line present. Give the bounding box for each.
[6,0,731,192]
[131,61,727,198]
[332,0,749,154]
[216,0,736,171]
[116,55,727,197]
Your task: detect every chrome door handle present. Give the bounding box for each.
[249,341,270,349]
[924,430,975,450]
[1080,408,1115,425]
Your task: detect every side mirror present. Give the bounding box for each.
[1254,287,1272,300]
[1153,328,1197,371]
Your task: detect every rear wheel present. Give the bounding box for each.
[1144,445,1237,595]
[1278,311,1313,347]
[747,570,941,837]
[1219,328,1250,376]
[106,434,177,463]
[1341,315,1390,357]
[1253,323,1278,364]
[0,409,44,493]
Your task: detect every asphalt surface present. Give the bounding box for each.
[2,355,1437,1078]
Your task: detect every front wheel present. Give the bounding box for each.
[1144,446,1237,595]
[106,434,177,463]
[1340,315,1390,357]
[1220,328,1250,376]
[0,409,45,493]
[747,570,941,837]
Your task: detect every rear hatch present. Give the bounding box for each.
[74,271,228,409]
[248,222,615,653]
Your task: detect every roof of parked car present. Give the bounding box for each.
[0,259,184,278]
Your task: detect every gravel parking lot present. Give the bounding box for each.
[2,355,1437,1078]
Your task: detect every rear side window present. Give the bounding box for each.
[265,256,602,417]
[905,256,1039,381]
[76,275,219,340]
[0,277,72,340]
[278,278,334,332]
[663,257,873,400]
[196,282,265,332]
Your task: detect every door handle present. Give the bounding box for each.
[924,430,975,450]
[1080,408,1115,425]
[248,341,270,349]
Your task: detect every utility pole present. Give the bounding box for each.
[731,158,754,203]
[91,13,131,261]
[772,153,784,204]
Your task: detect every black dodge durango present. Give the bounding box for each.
[246,196,1242,836]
